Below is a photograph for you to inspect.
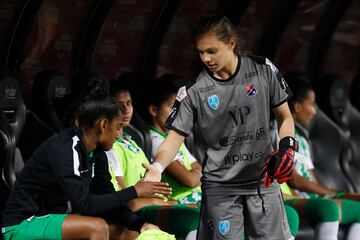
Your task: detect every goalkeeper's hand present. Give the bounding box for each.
[263,136,298,187]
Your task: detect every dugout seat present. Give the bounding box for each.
[350,74,360,112]
[0,111,15,212]
[317,74,360,192]
[30,69,71,132]
[0,73,26,210]
[124,111,152,160]
[307,106,354,192]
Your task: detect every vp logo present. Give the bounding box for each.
[207,95,220,110]
[228,106,250,127]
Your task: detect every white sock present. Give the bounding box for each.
[185,230,197,240]
[315,221,339,240]
[346,223,360,240]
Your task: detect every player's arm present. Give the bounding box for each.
[166,160,202,188]
[263,102,297,187]
[287,170,338,196]
[143,130,185,182]
[272,102,294,139]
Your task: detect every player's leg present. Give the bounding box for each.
[338,199,360,240]
[197,194,244,240]
[245,191,293,240]
[2,214,109,240]
[284,205,299,237]
[285,198,340,240]
[62,214,109,240]
[136,204,199,239]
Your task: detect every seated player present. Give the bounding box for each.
[106,74,199,240]
[146,75,202,205]
[279,72,360,240]
[1,88,171,240]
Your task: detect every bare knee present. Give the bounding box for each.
[88,218,109,240]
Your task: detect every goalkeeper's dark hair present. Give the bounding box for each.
[192,15,242,55]
[284,72,314,113]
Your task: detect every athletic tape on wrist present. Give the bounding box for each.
[152,162,164,173]
[193,168,203,177]
[279,136,299,151]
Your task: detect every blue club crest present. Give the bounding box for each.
[207,95,220,110]
[218,220,230,235]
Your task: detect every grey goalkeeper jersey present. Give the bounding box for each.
[166,56,290,195]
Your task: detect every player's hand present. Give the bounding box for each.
[134,180,172,197]
[140,223,160,233]
[263,136,298,187]
[142,163,162,182]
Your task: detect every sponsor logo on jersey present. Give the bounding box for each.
[228,106,250,127]
[219,220,230,235]
[244,71,258,79]
[176,86,187,101]
[224,151,263,165]
[219,131,254,147]
[207,94,220,110]
[280,77,289,92]
[245,84,257,96]
[256,127,266,140]
[199,85,216,93]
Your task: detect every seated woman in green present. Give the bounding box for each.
[146,76,202,205]
[106,75,199,240]
[278,72,360,240]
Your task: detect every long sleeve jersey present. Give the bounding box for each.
[2,128,144,231]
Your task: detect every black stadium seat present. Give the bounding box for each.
[307,106,354,192]
[0,74,26,185]
[125,111,152,160]
[0,73,26,212]
[30,70,71,132]
[0,111,15,212]
[317,74,360,192]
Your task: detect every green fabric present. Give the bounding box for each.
[135,229,176,240]
[149,127,201,201]
[340,199,360,224]
[284,205,299,237]
[112,137,149,188]
[136,204,200,238]
[285,198,339,226]
[178,192,202,207]
[2,214,67,240]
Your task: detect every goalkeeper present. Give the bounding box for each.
[144,15,298,240]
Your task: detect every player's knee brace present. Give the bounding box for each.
[341,199,360,224]
[304,199,339,226]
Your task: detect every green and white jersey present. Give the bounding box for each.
[294,127,314,181]
[149,127,201,202]
[166,56,290,195]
